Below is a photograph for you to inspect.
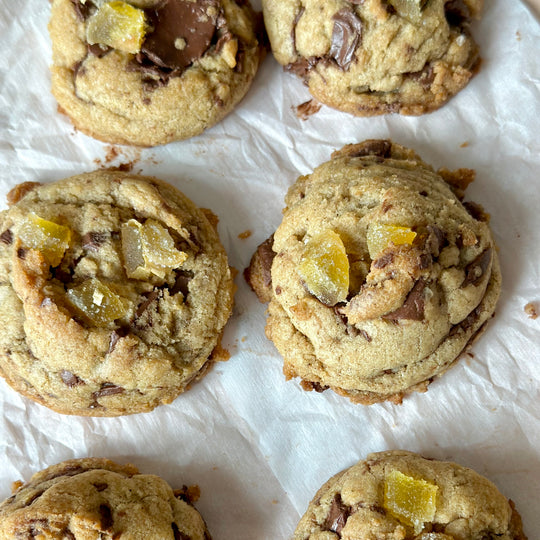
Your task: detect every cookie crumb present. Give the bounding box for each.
[272,499,278,504]
[295,99,322,121]
[524,302,538,319]
[516,31,521,41]
[460,141,469,148]
[238,230,252,239]
[11,480,23,493]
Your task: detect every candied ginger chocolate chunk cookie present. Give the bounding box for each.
[245,140,501,404]
[0,458,212,539]
[0,170,234,416]
[293,450,527,540]
[263,0,483,115]
[48,0,263,145]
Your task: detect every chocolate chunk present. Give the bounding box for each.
[142,0,218,70]
[461,248,491,287]
[425,224,446,256]
[373,251,394,269]
[350,139,392,158]
[408,64,435,90]
[172,523,191,540]
[99,504,114,532]
[46,464,87,481]
[418,252,432,270]
[87,43,111,58]
[295,98,322,120]
[82,231,107,251]
[463,201,489,222]
[383,279,426,321]
[169,270,194,297]
[93,383,125,399]
[70,0,91,20]
[285,57,318,81]
[323,493,351,535]
[61,529,76,540]
[93,482,108,492]
[329,9,362,70]
[0,229,13,245]
[135,290,160,318]
[25,518,50,537]
[17,248,27,260]
[444,0,471,26]
[107,328,128,354]
[256,235,276,287]
[449,305,481,336]
[60,370,85,387]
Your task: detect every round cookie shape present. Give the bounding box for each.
[49,0,262,146]
[245,140,501,404]
[262,0,482,115]
[0,458,212,539]
[0,170,234,416]
[293,450,527,540]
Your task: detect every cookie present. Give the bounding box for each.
[48,0,262,146]
[293,450,527,540]
[245,140,501,404]
[262,0,482,115]
[0,170,234,416]
[0,457,211,539]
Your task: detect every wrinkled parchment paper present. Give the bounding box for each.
[0,1,539,538]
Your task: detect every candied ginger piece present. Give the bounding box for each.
[383,469,438,533]
[297,230,349,306]
[387,0,428,22]
[17,213,71,267]
[67,278,127,326]
[121,219,187,279]
[86,1,146,54]
[367,223,416,259]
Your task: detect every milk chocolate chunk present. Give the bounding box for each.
[462,248,491,287]
[383,278,426,321]
[256,235,276,287]
[142,0,219,70]
[60,370,85,387]
[329,9,363,70]
[323,493,351,534]
[93,383,124,399]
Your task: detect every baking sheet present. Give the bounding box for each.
[0,1,539,538]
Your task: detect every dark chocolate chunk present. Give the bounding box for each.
[169,270,194,297]
[461,248,492,287]
[284,57,318,81]
[256,235,276,287]
[99,504,114,532]
[329,9,363,70]
[373,251,394,269]
[383,279,426,321]
[70,0,91,20]
[0,229,13,245]
[107,327,128,354]
[142,0,218,70]
[60,370,85,387]
[449,305,481,336]
[172,523,191,540]
[93,383,125,399]
[350,139,392,158]
[323,493,351,535]
[425,224,446,256]
[82,231,107,251]
[17,247,27,260]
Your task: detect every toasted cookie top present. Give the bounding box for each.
[246,140,500,404]
[0,458,211,539]
[293,450,526,540]
[0,170,233,415]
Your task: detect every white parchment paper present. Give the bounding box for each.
[0,1,539,538]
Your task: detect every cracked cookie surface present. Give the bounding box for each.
[293,450,526,540]
[49,0,262,146]
[245,140,501,404]
[0,457,211,539]
[262,0,483,115]
[0,170,233,416]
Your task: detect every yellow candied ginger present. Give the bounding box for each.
[383,469,438,534]
[367,223,416,259]
[67,278,127,326]
[86,1,146,54]
[298,230,349,306]
[17,213,71,267]
[121,219,187,279]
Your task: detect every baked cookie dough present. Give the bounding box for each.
[245,140,501,404]
[49,0,262,146]
[262,0,482,115]
[0,457,212,539]
[293,450,527,540]
[0,170,234,416]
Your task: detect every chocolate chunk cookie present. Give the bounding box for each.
[0,170,234,415]
[245,140,501,404]
[0,458,212,539]
[49,0,262,145]
[293,450,527,540]
[263,0,482,115]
